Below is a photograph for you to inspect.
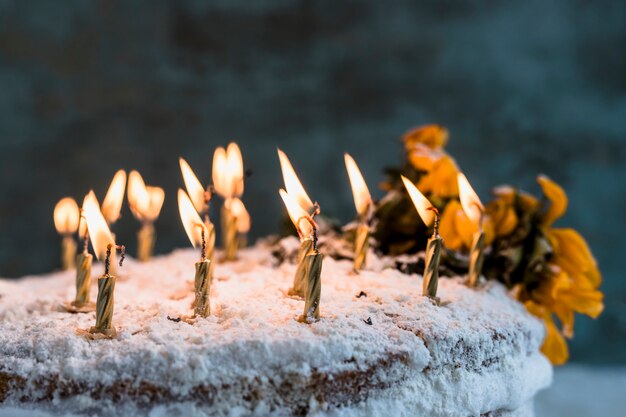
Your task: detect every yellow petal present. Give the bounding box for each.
[560,289,604,319]
[486,199,518,237]
[552,304,575,339]
[417,155,460,198]
[524,301,569,365]
[548,228,602,288]
[542,315,570,365]
[407,146,440,172]
[537,175,568,227]
[403,124,449,150]
[439,200,478,250]
[439,201,465,250]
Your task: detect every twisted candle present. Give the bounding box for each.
[353,223,370,272]
[467,231,485,287]
[221,204,238,261]
[422,207,441,300]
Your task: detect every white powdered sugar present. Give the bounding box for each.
[0,239,552,417]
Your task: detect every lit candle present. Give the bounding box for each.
[180,158,216,272]
[229,198,251,248]
[127,171,165,262]
[101,169,127,274]
[178,189,211,318]
[344,153,373,272]
[279,189,323,322]
[72,195,93,309]
[277,149,317,297]
[212,143,244,261]
[101,170,127,226]
[401,176,442,301]
[457,173,485,287]
[53,197,80,270]
[83,191,125,338]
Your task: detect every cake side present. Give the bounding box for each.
[0,243,551,416]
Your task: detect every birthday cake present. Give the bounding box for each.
[0,241,551,417]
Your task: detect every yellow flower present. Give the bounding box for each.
[537,175,568,227]
[520,175,603,365]
[403,125,460,198]
[439,200,495,250]
[440,201,476,250]
[417,155,460,198]
[488,185,540,239]
[485,197,518,238]
[403,124,448,150]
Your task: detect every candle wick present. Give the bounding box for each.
[117,245,125,267]
[105,244,112,276]
[201,226,206,262]
[105,244,125,276]
[427,206,440,237]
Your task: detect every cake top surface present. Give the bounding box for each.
[0,238,544,396]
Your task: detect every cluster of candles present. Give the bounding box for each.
[53,143,486,336]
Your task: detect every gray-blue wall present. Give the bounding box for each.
[0,0,624,364]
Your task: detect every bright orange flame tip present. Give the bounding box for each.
[401,176,436,227]
[344,153,372,217]
[179,157,207,214]
[54,197,80,235]
[128,171,164,222]
[277,149,314,212]
[212,143,244,199]
[279,189,313,238]
[83,191,114,260]
[229,198,251,233]
[177,189,207,248]
[457,173,484,225]
[101,170,127,225]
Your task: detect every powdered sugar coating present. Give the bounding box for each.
[0,239,551,416]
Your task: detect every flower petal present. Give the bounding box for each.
[403,124,449,150]
[537,175,568,227]
[524,301,569,365]
[548,228,602,288]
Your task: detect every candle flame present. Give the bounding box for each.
[177,189,207,248]
[179,157,207,213]
[83,191,114,260]
[128,171,165,222]
[279,189,313,238]
[277,149,314,212]
[401,176,436,227]
[54,197,80,235]
[344,153,372,217]
[457,173,484,225]
[229,198,251,233]
[212,143,244,199]
[101,170,127,225]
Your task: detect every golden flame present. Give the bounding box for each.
[401,176,435,227]
[128,171,165,222]
[53,197,80,235]
[344,153,372,217]
[229,198,251,233]
[277,149,314,212]
[279,189,313,238]
[457,173,484,225]
[177,189,207,248]
[179,157,207,213]
[101,170,127,225]
[83,191,114,260]
[212,143,244,199]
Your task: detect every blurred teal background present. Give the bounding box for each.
[0,0,624,364]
